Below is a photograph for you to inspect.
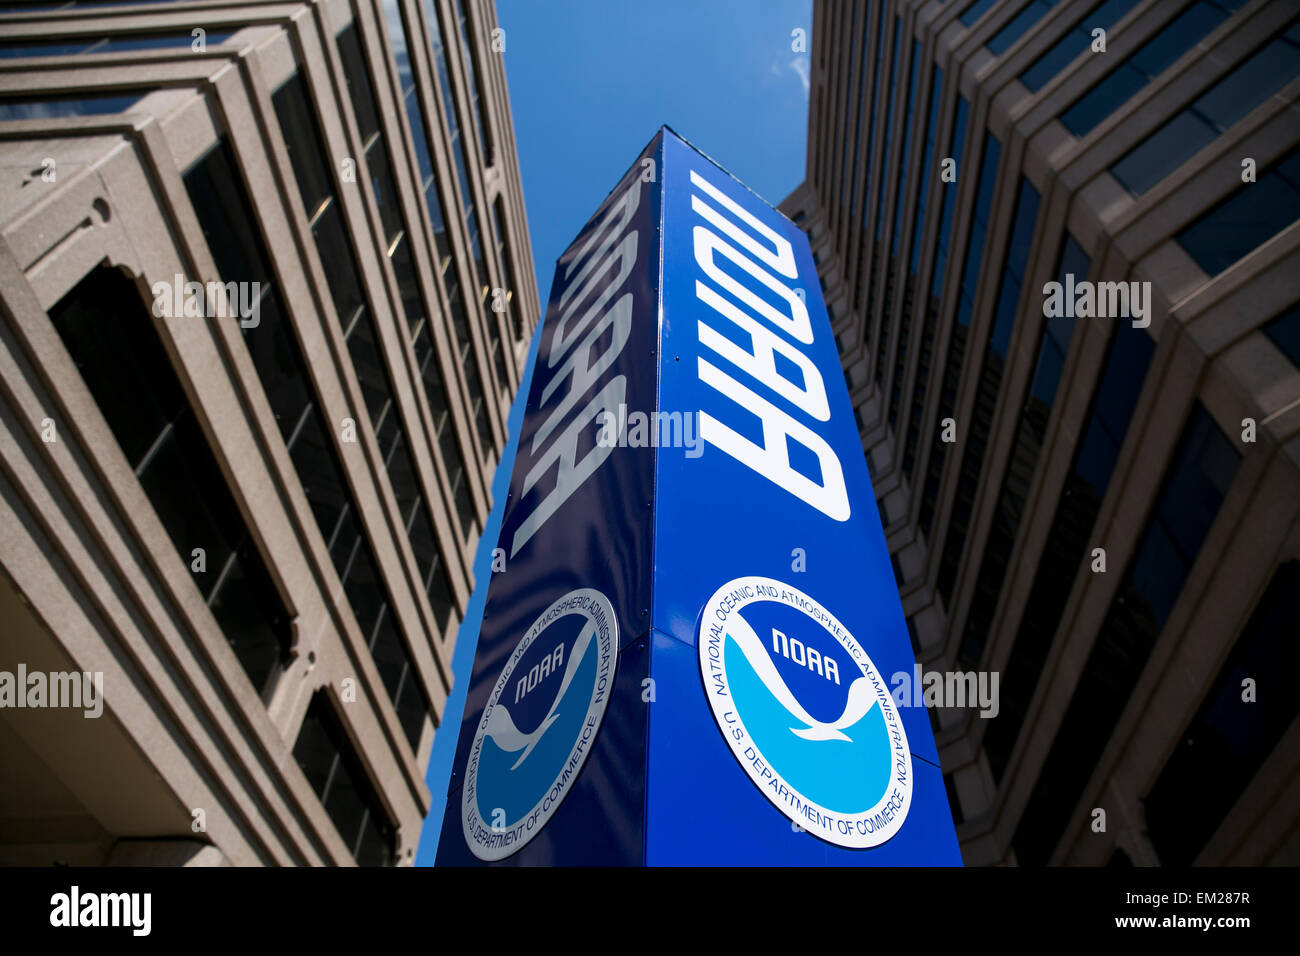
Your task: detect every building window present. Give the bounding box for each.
[908,65,943,275]
[959,235,1087,667]
[335,24,461,625]
[873,17,903,244]
[890,552,905,589]
[987,0,1062,56]
[452,0,495,166]
[0,89,149,119]
[491,195,523,341]
[1145,561,1300,864]
[425,0,508,434]
[849,0,888,248]
[183,139,430,752]
[381,0,451,265]
[983,317,1154,783]
[382,0,494,459]
[898,65,944,482]
[294,692,397,866]
[917,98,972,539]
[1013,402,1240,865]
[1059,1,1244,138]
[0,29,236,58]
[1019,0,1142,94]
[1111,21,1300,196]
[48,267,291,698]
[960,0,1000,28]
[839,1,867,217]
[937,165,1031,611]
[890,40,922,258]
[1263,302,1300,368]
[944,773,965,826]
[1175,144,1300,277]
[928,97,969,301]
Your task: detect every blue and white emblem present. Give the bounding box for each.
[463,588,618,860]
[698,576,911,848]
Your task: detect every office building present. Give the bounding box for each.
[0,0,536,865]
[784,0,1300,864]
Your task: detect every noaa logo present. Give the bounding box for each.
[698,576,911,848]
[462,588,618,860]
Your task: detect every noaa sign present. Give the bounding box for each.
[699,577,910,848]
[435,128,959,865]
[462,589,617,860]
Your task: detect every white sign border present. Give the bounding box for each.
[462,587,618,861]
[697,575,912,849]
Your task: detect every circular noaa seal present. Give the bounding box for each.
[462,587,618,860]
[698,576,911,848]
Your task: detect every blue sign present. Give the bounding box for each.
[435,128,960,865]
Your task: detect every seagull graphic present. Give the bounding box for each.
[726,615,877,742]
[483,620,597,770]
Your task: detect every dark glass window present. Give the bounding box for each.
[874,18,903,243]
[929,98,969,301]
[944,773,965,826]
[837,2,864,216]
[294,692,396,866]
[492,195,523,340]
[0,30,234,58]
[918,99,972,538]
[899,66,944,482]
[184,138,430,753]
[380,0,489,473]
[937,168,1033,611]
[960,235,1086,666]
[1176,145,1300,276]
[425,0,503,436]
[380,0,451,266]
[988,0,1062,56]
[891,552,905,589]
[0,89,148,119]
[1019,0,1141,93]
[426,0,487,294]
[1112,22,1300,196]
[982,320,1155,782]
[960,0,999,28]
[910,66,943,273]
[867,19,905,385]
[1145,561,1300,865]
[954,135,1003,332]
[891,40,922,258]
[1013,403,1239,864]
[335,24,460,626]
[452,0,494,165]
[49,267,290,697]
[1264,302,1300,368]
[1060,1,1244,138]
[848,1,884,232]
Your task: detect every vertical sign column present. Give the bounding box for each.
[645,129,960,865]
[435,137,662,866]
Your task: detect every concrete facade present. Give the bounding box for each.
[0,0,536,866]
[786,0,1300,865]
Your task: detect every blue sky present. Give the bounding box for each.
[499,0,812,308]
[415,0,810,866]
